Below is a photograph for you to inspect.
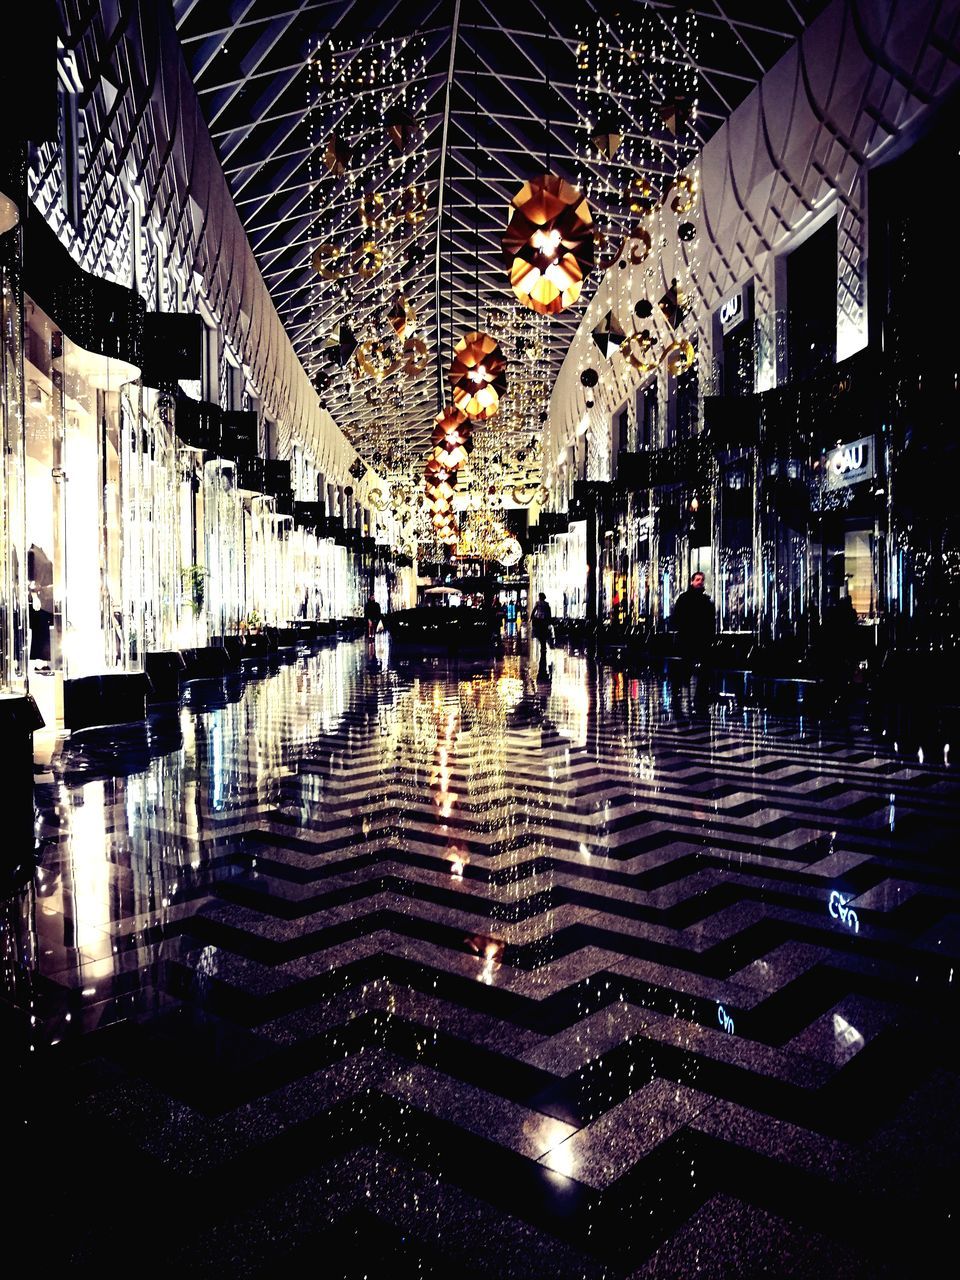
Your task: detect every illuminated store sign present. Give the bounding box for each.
[719,289,747,334]
[823,436,875,490]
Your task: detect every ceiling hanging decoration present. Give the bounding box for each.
[323,321,359,368]
[310,241,350,280]
[308,31,432,477]
[401,337,429,377]
[449,331,507,421]
[385,103,421,154]
[592,311,626,360]
[358,192,395,234]
[352,241,385,279]
[502,174,594,315]
[355,338,402,381]
[572,3,703,400]
[321,134,353,176]
[387,291,417,341]
[495,536,523,568]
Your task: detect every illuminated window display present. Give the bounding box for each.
[0,221,26,696]
[203,458,244,640]
[24,297,143,727]
[810,435,884,624]
[139,391,180,654]
[241,495,278,625]
[757,457,810,642]
[715,450,757,633]
[532,521,588,619]
[626,492,652,628]
[177,444,205,648]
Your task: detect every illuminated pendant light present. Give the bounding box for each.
[432,405,471,450]
[449,331,507,420]
[502,173,593,315]
[432,442,468,471]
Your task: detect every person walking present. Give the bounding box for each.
[671,572,715,713]
[364,595,383,640]
[531,592,553,679]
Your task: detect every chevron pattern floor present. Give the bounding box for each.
[5,639,959,1276]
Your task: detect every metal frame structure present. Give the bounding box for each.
[174,0,828,462]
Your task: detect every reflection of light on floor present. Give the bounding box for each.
[67,782,112,952]
[833,1013,865,1058]
[542,1133,576,1177]
[446,847,467,878]
[466,933,504,985]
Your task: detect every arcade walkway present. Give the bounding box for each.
[4,640,959,1276]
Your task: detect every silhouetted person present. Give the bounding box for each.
[821,594,860,711]
[364,595,382,639]
[531,592,552,680]
[671,572,715,714]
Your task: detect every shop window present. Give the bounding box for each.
[616,405,629,453]
[719,284,754,397]
[637,381,657,449]
[786,218,836,383]
[675,359,699,440]
[0,228,27,694]
[23,297,143,728]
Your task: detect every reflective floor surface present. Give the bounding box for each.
[4,638,960,1276]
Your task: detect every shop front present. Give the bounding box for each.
[23,209,147,732]
[0,152,44,883]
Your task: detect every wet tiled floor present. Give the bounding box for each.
[4,638,959,1275]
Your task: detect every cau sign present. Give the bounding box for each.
[823,436,875,490]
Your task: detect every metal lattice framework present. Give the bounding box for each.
[174,0,827,472]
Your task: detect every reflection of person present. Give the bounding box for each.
[671,572,715,712]
[364,595,382,639]
[27,542,55,671]
[531,592,552,679]
[493,595,506,633]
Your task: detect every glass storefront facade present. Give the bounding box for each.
[0,218,26,697]
[23,297,144,727]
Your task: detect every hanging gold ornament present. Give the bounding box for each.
[663,338,695,376]
[594,227,621,273]
[449,331,507,420]
[502,173,593,315]
[623,328,658,373]
[356,338,402,381]
[310,241,350,280]
[627,227,652,264]
[387,291,417,341]
[512,487,535,505]
[359,192,394,234]
[670,174,698,214]
[352,241,385,279]
[367,488,388,510]
[401,184,428,225]
[628,175,658,220]
[402,336,429,376]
